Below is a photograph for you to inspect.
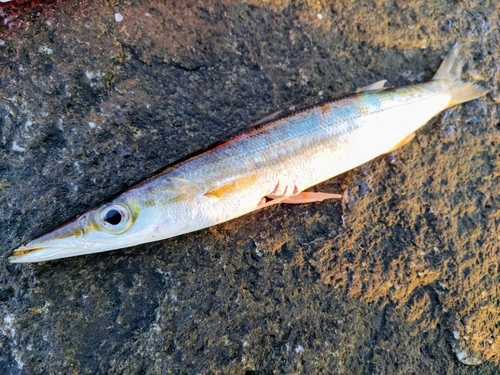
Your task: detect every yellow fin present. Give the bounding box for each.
[205,174,261,199]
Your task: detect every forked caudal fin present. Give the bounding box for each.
[433,42,490,106]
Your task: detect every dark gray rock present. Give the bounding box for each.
[1,0,499,373]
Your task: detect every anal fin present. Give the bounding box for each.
[387,133,415,153]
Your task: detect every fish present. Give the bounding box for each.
[9,43,489,263]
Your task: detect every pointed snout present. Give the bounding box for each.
[9,214,90,263]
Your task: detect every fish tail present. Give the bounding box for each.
[433,42,489,106]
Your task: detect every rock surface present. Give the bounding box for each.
[1,0,499,373]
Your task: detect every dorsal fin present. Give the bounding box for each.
[356,80,387,93]
[250,110,283,126]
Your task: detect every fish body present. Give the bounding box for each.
[10,43,489,262]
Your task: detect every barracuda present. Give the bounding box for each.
[10,43,489,263]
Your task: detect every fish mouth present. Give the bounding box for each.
[9,238,85,263]
[9,214,90,263]
[9,245,68,263]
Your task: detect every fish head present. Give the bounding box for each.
[9,189,188,263]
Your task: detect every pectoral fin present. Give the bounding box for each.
[166,177,203,203]
[205,174,262,199]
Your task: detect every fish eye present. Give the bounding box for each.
[104,209,122,225]
[96,203,132,234]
